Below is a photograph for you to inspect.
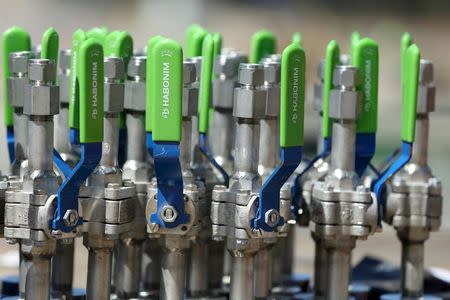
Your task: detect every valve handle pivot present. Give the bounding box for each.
[254,42,305,231]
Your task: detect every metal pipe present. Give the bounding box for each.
[313,234,327,299]
[410,115,429,167]
[125,112,146,162]
[330,121,355,173]
[51,239,74,297]
[142,240,161,295]
[254,246,273,299]
[100,113,120,169]
[259,117,279,181]
[12,109,28,175]
[180,118,193,179]
[160,245,187,300]
[400,240,425,298]
[230,255,254,300]
[325,246,351,300]
[209,240,226,290]
[211,108,234,171]
[27,116,54,176]
[23,254,52,300]
[115,237,144,299]
[86,246,113,300]
[188,240,209,296]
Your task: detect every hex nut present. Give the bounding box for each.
[238,64,265,86]
[313,82,323,113]
[127,56,146,79]
[214,54,242,78]
[7,77,27,107]
[333,66,359,88]
[233,88,266,119]
[124,81,146,111]
[9,51,33,75]
[59,49,71,71]
[58,73,71,104]
[417,85,435,114]
[104,57,124,80]
[182,87,198,117]
[183,61,197,85]
[212,79,234,109]
[104,82,125,113]
[329,89,360,120]
[29,59,56,83]
[265,209,280,227]
[265,85,280,117]
[160,205,178,223]
[63,209,79,227]
[263,61,281,84]
[23,85,60,116]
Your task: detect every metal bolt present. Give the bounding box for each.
[264,209,280,227]
[108,183,120,189]
[63,209,79,227]
[160,205,178,223]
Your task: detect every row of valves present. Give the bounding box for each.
[0,25,442,300]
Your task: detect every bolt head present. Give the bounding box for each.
[263,61,281,84]
[160,205,178,223]
[63,209,79,227]
[264,209,280,227]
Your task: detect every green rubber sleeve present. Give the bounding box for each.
[280,43,305,147]
[401,44,420,143]
[69,29,87,130]
[353,38,379,134]
[198,34,214,134]
[150,38,183,142]
[350,31,360,58]
[185,26,207,58]
[322,40,340,139]
[145,35,164,132]
[250,30,276,63]
[78,38,104,143]
[185,24,203,56]
[401,32,413,88]
[2,26,31,126]
[212,32,222,56]
[104,31,133,66]
[86,27,108,43]
[292,32,302,47]
[41,27,59,82]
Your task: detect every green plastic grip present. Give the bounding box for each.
[350,31,360,57]
[280,43,305,147]
[185,25,207,58]
[401,32,413,88]
[250,30,276,63]
[145,35,164,132]
[198,34,214,134]
[69,29,87,130]
[150,38,183,142]
[2,26,31,126]
[78,39,104,143]
[212,32,222,56]
[86,27,108,43]
[292,32,302,47]
[322,40,340,139]
[41,27,59,82]
[104,31,133,66]
[401,44,420,143]
[353,38,379,134]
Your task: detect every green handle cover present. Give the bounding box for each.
[2,26,31,126]
[292,32,302,47]
[69,29,87,129]
[401,44,420,143]
[185,24,203,55]
[353,38,379,134]
[350,31,360,57]
[86,27,108,43]
[401,32,413,88]
[250,30,276,63]
[41,27,59,81]
[150,38,183,142]
[145,35,164,132]
[322,40,340,139]
[280,43,305,147]
[198,34,214,134]
[212,32,222,56]
[104,31,133,65]
[185,26,207,58]
[78,38,104,143]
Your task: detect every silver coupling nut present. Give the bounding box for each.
[182,60,198,117]
[23,59,59,116]
[104,57,125,113]
[313,59,325,113]
[58,49,71,104]
[417,59,435,114]
[329,65,360,121]
[7,51,34,108]
[124,55,146,112]
[233,63,266,119]
[263,61,281,117]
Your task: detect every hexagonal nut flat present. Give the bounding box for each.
[7,77,27,107]
[329,90,360,120]
[104,82,125,113]
[124,81,146,111]
[23,85,59,116]
[212,79,234,109]
[265,85,280,117]
[182,87,198,117]
[233,88,266,119]
[417,85,435,113]
[58,74,71,104]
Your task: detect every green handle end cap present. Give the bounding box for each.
[353,38,379,134]
[145,35,164,132]
[322,40,340,139]
[280,43,306,147]
[151,39,183,142]
[2,26,31,126]
[78,38,104,143]
[401,44,420,143]
[212,32,223,56]
[250,29,276,63]
[185,26,207,58]
[41,27,59,79]
[401,32,413,87]
[104,31,133,65]
[86,27,108,43]
[198,34,214,134]
[350,31,361,56]
[292,32,302,47]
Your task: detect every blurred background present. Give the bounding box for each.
[0,0,448,286]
